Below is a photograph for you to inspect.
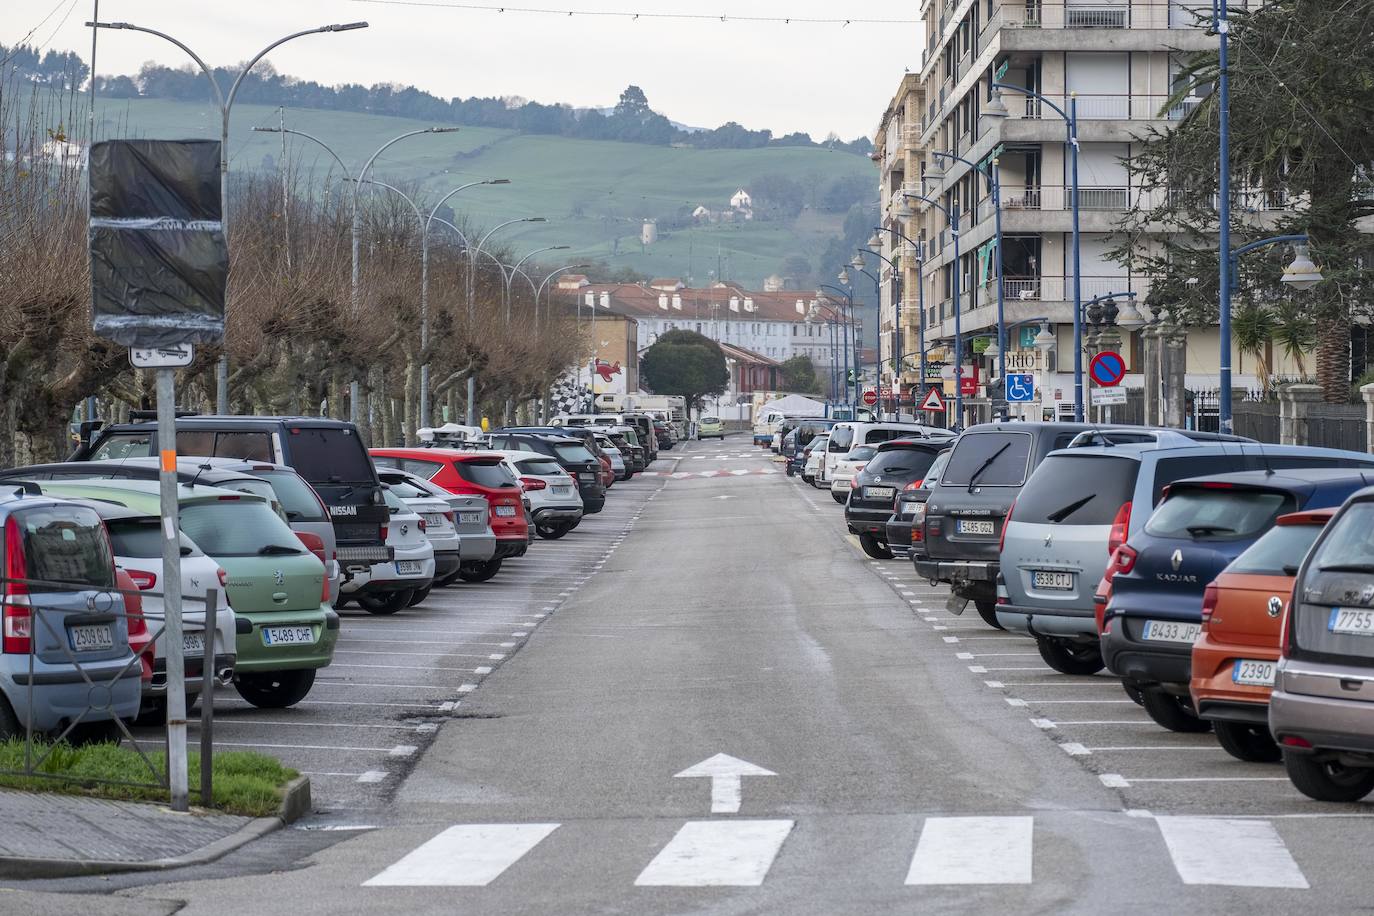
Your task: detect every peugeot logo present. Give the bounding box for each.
[273,569,285,586]
[1044,533,1054,548]
[1171,549,1184,572]
[1268,596,1284,618]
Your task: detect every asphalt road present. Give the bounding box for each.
[10,435,1374,914]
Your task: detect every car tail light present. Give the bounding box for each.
[998,500,1016,553]
[217,567,229,589]
[443,511,455,524]
[1279,596,1294,657]
[1281,735,1312,749]
[3,517,31,654]
[855,464,866,473]
[520,476,548,491]
[904,479,925,490]
[417,518,427,532]
[1200,481,1235,489]
[1108,502,1132,555]
[911,503,927,542]
[380,525,389,542]
[296,532,328,567]
[1112,544,1138,577]
[118,571,148,639]
[216,494,241,501]
[127,569,157,591]
[1200,582,1220,629]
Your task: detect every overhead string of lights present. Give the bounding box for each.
[346,1,920,25]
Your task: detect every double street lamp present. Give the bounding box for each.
[897,192,964,426]
[816,285,859,408]
[874,227,928,397]
[88,18,370,414]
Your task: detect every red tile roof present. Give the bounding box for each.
[572,283,842,324]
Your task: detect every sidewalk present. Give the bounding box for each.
[0,789,281,879]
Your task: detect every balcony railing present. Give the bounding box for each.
[1000,276,1145,303]
[1004,92,1202,121]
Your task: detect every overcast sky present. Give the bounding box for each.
[10,0,921,138]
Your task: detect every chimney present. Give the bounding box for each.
[795,299,805,314]
[744,297,755,312]
[658,294,669,310]
[672,294,682,310]
[584,292,595,307]
[599,292,610,308]
[729,296,740,313]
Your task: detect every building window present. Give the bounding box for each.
[696,322,703,333]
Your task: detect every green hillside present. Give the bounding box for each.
[88,94,873,288]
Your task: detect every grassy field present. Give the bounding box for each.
[80,94,871,287]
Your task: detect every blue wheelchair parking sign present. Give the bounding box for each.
[1006,374,1036,403]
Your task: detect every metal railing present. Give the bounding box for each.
[999,276,1145,302]
[1001,92,1201,121]
[0,576,223,808]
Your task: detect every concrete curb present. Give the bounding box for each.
[0,776,312,880]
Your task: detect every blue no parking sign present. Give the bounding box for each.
[1005,374,1036,402]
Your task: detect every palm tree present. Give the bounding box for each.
[1272,300,1317,382]
[1232,299,1275,394]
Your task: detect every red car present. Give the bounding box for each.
[370,448,529,581]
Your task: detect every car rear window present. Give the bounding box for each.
[866,448,939,479]
[179,500,300,557]
[88,432,152,461]
[864,428,918,446]
[378,475,430,500]
[287,427,374,485]
[106,517,199,559]
[14,505,115,588]
[383,488,406,511]
[1228,522,1326,575]
[254,470,327,522]
[517,459,566,477]
[1014,455,1139,526]
[701,417,719,423]
[940,432,1033,487]
[1144,487,1295,541]
[845,446,878,461]
[828,426,855,451]
[553,444,597,464]
[1308,502,1374,572]
[456,461,518,488]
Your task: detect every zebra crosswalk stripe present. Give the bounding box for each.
[905,816,1034,885]
[634,820,794,887]
[363,823,559,887]
[1156,817,1309,888]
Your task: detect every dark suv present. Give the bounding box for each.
[845,439,949,560]
[72,416,390,574]
[915,423,1102,627]
[1104,468,1374,734]
[485,433,607,513]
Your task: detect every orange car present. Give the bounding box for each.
[1190,509,1335,762]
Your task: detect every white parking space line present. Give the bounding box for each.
[329,663,490,673]
[364,823,561,887]
[635,820,795,887]
[906,816,1033,885]
[1156,817,1309,888]
[1011,698,1137,704]
[138,739,397,753]
[1086,746,1224,753]
[312,682,452,691]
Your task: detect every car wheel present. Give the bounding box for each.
[1035,636,1105,675]
[537,523,571,540]
[334,596,351,609]
[358,589,415,615]
[407,586,432,607]
[235,669,316,709]
[801,475,813,485]
[831,491,847,504]
[1283,749,1374,802]
[134,691,201,727]
[0,695,20,742]
[1140,688,1212,733]
[1213,720,1282,763]
[859,533,894,560]
[1122,682,1146,705]
[785,465,796,477]
[435,570,463,588]
[70,719,124,746]
[974,599,1005,630]
[458,558,503,583]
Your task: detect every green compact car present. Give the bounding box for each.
[698,416,725,440]
[39,480,338,709]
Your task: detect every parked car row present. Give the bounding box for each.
[804,418,1374,803]
[0,410,656,742]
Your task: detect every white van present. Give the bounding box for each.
[824,422,954,482]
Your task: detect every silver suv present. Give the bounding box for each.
[0,489,142,741]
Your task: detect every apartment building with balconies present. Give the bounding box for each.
[887,0,1315,425]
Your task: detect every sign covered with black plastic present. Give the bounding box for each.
[89,139,227,346]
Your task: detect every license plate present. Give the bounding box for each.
[1232,658,1277,686]
[865,486,896,500]
[552,486,572,496]
[957,519,996,536]
[579,473,597,482]
[262,626,315,646]
[69,624,113,652]
[1141,620,1202,643]
[1033,571,1075,591]
[396,560,423,575]
[422,513,445,527]
[1330,607,1374,636]
[459,512,482,524]
[183,633,205,656]
[495,505,517,517]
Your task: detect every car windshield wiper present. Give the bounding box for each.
[1186,524,1236,537]
[1317,562,1374,574]
[257,544,303,555]
[1047,494,1096,524]
[966,443,1011,493]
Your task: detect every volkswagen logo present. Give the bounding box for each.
[1268,596,1284,618]
[273,569,285,586]
[1171,549,1184,572]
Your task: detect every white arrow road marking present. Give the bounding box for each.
[635,820,794,887]
[1157,817,1308,888]
[906,816,1033,885]
[674,753,777,814]
[364,823,560,887]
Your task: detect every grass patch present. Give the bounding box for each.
[0,740,298,817]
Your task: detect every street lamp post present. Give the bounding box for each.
[855,248,902,415]
[875,227,927,408]
[817,285,856,408]
[983,82,1083,421]
[89,18,370,415]
[533,265,592,422]
[465,217,546,424]
[901,193,964,428]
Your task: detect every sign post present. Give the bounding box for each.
[90,140,227,813]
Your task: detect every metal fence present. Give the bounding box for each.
[0,576,222,807]
[1307,403,1369,453]
[1232,402,1281,444]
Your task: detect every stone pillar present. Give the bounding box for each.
[1279,383,1325,446]
[1362,383,1374,453]
[1161,326,1187,429]
[1142,324,1161,427]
